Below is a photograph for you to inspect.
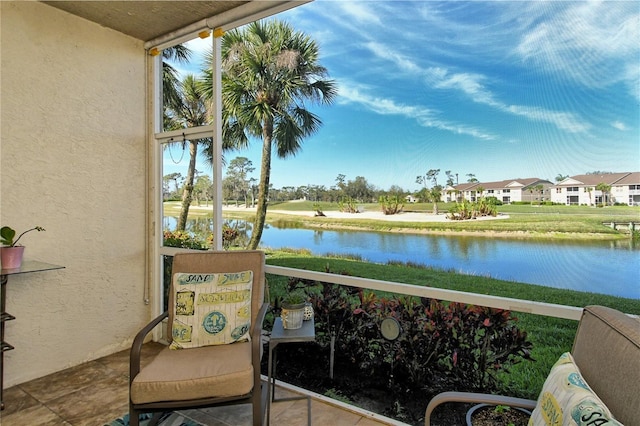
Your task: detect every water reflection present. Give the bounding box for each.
[163,216,639,299]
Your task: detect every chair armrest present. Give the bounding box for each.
[129,311,169,385]
[424,391,537,426]
[252,303,269,360]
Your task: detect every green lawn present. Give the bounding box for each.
[210,201,640,240]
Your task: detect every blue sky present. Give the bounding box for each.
[167,0,639,192]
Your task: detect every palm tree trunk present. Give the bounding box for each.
[177,140,198,230]
[248,122,273,249]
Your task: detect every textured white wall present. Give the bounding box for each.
[1,2,149,386]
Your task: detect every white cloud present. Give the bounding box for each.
[515,1,640,94]
[338,82,496,141]
[611,121,628,131]
[435,72,497,106]
[362,39,591,134]
[506,106,591,134]
[364,42,422,74]
[335,2,383,26]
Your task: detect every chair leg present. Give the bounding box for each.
[129,405,139,426]
[253,386,263,426]
[148,412,164,426]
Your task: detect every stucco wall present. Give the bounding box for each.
[1,2,149,386]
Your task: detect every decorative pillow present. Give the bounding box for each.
[528,352,623,426]
[169,271,253,350]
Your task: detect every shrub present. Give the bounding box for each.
[163,225,240,250]
[447,198,497,220]
[346,294,532,393]
[485,196,503,206]
[163,230,208,249]
[338,197,360,213]
[379,195,405,215]
[283,267,534,395]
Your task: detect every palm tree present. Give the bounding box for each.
[165,74,211,230]
[585,186,594,206]
[203,20,336,249]
[534,184,544,205]
[162,46,192,125]
[429,186,442,214]
[596,182,612,206]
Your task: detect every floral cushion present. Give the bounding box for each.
[528,352,623,425]
[169,271,252,349]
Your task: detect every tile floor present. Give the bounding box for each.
[1,343,398,426]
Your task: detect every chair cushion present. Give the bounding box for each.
[571,305,640,425]
[528,352,622,426]
[170,271,252,349]
[130,342,253,404]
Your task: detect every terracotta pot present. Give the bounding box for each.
[1,246,25,269]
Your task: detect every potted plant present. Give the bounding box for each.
[0,226,45,269]
[280,289,307,330]
[466,404,531,426]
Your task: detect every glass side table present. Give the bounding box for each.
[266,316,315,426]
[1,260,64,410]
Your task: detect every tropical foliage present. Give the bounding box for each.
[275,269,533,417]
[164,75,212,230]
[202,20,337,249]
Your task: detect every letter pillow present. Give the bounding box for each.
[528,352,623,426]
[170,271,252,349]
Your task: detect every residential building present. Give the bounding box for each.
[442,178,554,204]
[551,172,640,206]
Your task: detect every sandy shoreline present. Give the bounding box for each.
[218,205,510,223]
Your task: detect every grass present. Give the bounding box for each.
[212,201,640,240]
[264,250,640,400]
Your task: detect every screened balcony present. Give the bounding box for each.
[1,2,637,426]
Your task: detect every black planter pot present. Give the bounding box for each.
[466,403,532,426]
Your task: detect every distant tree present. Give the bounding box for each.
[555,174,570,182]
[427,169,440,187]
[335,174,347,194]
[222,175,237,206]
[346,176,375,202]
[596,182,612,206]
[226,157,255,207]
[429,186,442,214]
[163,172,183,199]
[248,178,258,207]
[416,169,439,189]
[387,185,405,197]
[534,184,544,204]
[585,186,594,206]
[307,184,326,202]
[193,174,212,206]
[466,173,478,183]
[445,170,457,186]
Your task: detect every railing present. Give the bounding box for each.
[159,248,585,320]
[265,265,584,321]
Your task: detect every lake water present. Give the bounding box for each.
[166,217,640,299]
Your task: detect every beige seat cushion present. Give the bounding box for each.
[131,342,253,405]
[572,306,640,425]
